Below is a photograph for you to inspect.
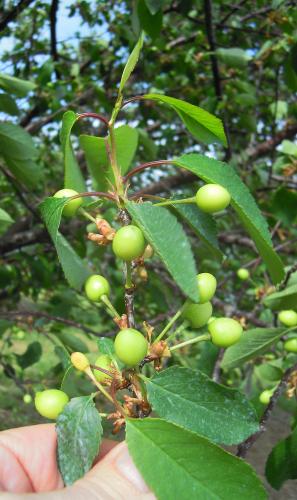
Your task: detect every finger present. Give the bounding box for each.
[0,424,62,493]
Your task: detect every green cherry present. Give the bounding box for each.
[259,389,273,405]
[114,328,148,366]
[94,354,113,383]
[278,310,297,327]
[23,394,32,404]
[196,272,217,303]
[284,338,297,353]
[85,275,110,301]
[181,301,213,329]
[54,188,83,217]
[34,389,69,419]
[237,268,250,280]
[112,225,146,261]
[208,317,243,348]
[195,184,231,214]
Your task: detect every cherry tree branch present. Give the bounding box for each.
[0,0,35,32]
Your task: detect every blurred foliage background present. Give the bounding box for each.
[0,0,296,432]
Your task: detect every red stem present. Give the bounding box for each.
[77,112,109,127]
[70,191,117,202]
[123,160,172,183]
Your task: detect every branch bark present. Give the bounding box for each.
[49,0,60,78]
[0,0,35,32]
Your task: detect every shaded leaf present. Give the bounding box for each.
[221,327,287,370]
[144,0,164,14]
[57,330,88,353]
[57,395,102,485]
[16,341,42,369]
[144,367,259,444]
[216,48,251,68]
[97,337,114,356]
[0,93,19,115]
[143,93,227,145]
[126,418,267,500]
[80,125,138,191]
[264,284,297,311]
[174,203,223,259]
[138,0,163,40]
[0,208,14,224]
[60,111,85,192]
[0,72,36,97]
[126,201,198,301]
[174,154,284,284]
[265,425,297,490]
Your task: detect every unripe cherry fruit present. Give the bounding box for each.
[208,317,243,348]
[196,272,217,303]
[85,275,110,301]
[54,188,83,217]
[278,310,297,327]
[23,394,32,404]
[94,354,113,383]
[182,301,213,329]
[259,389,273,405]
[284,338,297,353]
[34,389,69,419]
[114,328,148,366]
[112,225,146,261]
[71,352,90,371]
[237,268,250,281]
[195,184,231,214]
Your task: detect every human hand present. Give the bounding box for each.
[0,424,154,499]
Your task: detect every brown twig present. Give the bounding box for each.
[123,160,172,183]
[49,0,60,78]
[0,0,35,32]
[212,348,224,382]
[279,262,297,291]
[237,363,297,458]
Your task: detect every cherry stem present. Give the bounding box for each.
[84,366,114,403]
[154,197,195,207]
[123,160,173,183]
[90,364,114,378]
[101,295,121,319]
[170,333,211,352]
[70,191,117,202]
[78,207,96,223]
[154,304,187,343]
[77,112,109,127]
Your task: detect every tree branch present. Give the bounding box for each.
[0,0,35,32]
[237,363,297,458]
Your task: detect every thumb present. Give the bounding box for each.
[72,442,155,500]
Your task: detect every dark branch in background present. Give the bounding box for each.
[0,164,41,220]
[219,0,249,25]
[237,363,297,458]
[0,0,35,32]
[204,0,231,160]
[118,209,136,328]
[279,262,297,290]
[212,348,224,382]
[248,121,297,160]
[49,0,60,78]
[0,310,112,337]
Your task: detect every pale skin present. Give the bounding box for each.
[0,424,155,499]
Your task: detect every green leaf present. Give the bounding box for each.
[119,32,144,92]
[280,139,297,157]
[264,284,297,311]
[57,330,88,353]
[143,93,227,146]
[97,337,115,356]
[138,0,163,40]
[60,111,85,192]
[54,345,72,371]
[272,188,297,226]
[39,197,90,289]
[80,125,138,191]
[126,418,267,500]
[173,204,223,259]
[16,341,42,369]
[0,208,14,224]
[0,93,19,115]
[57,395,103,485]
[144,366,259,444]
[221,327,287,370]
[216,48,251,68]
[144,0,164,14]
[265,425,297,490]
[0,122,42,188]
[174,154,284,284]
[126,201,198,301]
[0,72,36,97]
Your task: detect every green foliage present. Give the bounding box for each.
[126,201,198,301]
[144,367,259,444]
[126,418,267,500]
[265,425,297,489]
[56,395,103,485]
[61,111,86,193]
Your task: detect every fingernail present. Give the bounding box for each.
[115,446,150,493]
